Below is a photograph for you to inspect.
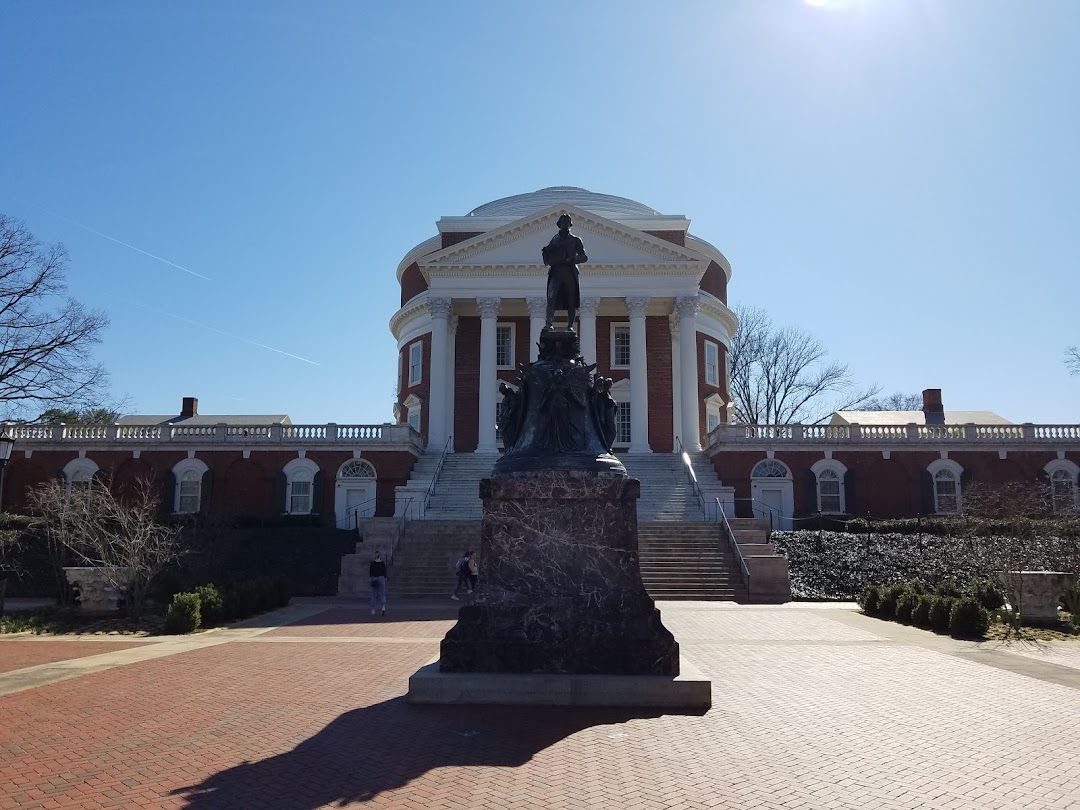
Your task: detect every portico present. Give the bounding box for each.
[391,192,737,455]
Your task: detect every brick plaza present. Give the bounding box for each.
[2,602,1079,810]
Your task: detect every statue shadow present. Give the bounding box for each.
[173,697,683,808]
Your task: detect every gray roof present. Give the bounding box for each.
[831,410,1012,426]
[468,186,661,218]
[117,414,292,426]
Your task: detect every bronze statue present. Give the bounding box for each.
[542,214,587,330]
[497,381,525,450]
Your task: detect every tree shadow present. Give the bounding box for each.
[172,696,679,808]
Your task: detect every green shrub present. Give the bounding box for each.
[164,592,201,634]
[949,597,990,639]
[193,584,224,627]
[973,580,1006,611]
[878,584,906,620]
[934,580,963,599]
[912,594,935,629]
[1071,611,1080,633]
[272,575,291,607]
[1061,583,1080,616]
[857,584,881,615]
[929,596,955,633]
[895,590,920,624]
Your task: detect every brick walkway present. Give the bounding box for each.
[1,602,1079,809]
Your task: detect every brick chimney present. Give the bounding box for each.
[180,397,199,419]
[922,389,944,425]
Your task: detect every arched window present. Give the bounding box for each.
[171,458,209,514]
[338,459,376,480]
[927,459,964,515]
[811,459,848,514]
[62,457,99,500]
[402,393,422,435]
[1044,460,1079,515]
[283,458,321,515]
[751,459,791,479]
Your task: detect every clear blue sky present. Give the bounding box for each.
[2,0,1078,425]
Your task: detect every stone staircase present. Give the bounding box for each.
[388,520,482,599]
[620,452,724,520]
[638,521,748,601]
[400,453,499,521]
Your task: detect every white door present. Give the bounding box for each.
[751,482,793,530]
[336,482,375,528]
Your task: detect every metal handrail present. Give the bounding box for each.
[718,497,751,582]
[733,497,781,531]
[675,436,709,520]
[422,435,453,519]
[336,497,378,530]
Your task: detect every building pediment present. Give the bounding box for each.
[418,205,707,280]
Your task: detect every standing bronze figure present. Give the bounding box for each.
[542,214,587,330]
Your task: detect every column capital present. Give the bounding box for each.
[625,296,651,318]
[476,297,501,318]
[674,295,700,318]
[427,297,453,320]
[579,297,601,317]
[449,314,459,334]
[526,297,547,318]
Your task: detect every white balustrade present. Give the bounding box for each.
[1034,425,1080,441]
[64,425,108,440]
[117,425,161,440]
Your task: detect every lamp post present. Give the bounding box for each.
[0,430,15,512]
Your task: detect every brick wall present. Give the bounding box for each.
[643,230,686,247]
[441,232,482,249]
[399,262,427,306]
[453,316,481,452]
[397,333,432,440]
[645,315,673,452]
[699,261,727,303]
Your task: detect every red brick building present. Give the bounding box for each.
[2,188,1078,528]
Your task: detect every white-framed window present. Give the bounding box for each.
[283,458,320,515]
[751,459,792,479]
[338,459,376,480]
[402,393,422,435]
[927,459,964,514]
[408,341,423,386]
[1044,459,1080,514]
[171,458,209,514]
[704,340,720,387]
[607,378,631,447]
[62,457,99,500]
[611,323,631,369]
[495,323,515,369]
[615,402,631,445]
[705,394,724,437]
[811,459,848,514]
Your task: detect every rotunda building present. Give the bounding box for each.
[390,187,738,454]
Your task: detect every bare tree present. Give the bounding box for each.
[27,478,185,617]
[728,304,880,425]
[0,215,110,418]
[1066,346,1080,376]
[864,392,923,411]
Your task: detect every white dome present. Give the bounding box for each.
[468,186,661,219]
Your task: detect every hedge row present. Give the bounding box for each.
[858,580,1000,638]
[772,530,1073,600]
[165,576,291,634]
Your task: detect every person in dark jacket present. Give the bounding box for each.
[369,550,387,617]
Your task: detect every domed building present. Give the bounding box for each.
[391,187,737,455]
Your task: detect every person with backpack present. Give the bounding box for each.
[451,551,473,600]
[369,550,387,617]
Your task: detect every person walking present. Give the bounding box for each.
[369,550,387,617]
[451,551,472,600]
[467,551,479,594]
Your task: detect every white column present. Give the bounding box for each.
[625,296,651,453]
[579,297,600,366]
[675,295,702,452]
[446,314,458,451]
[426,298,452,450]
[476,297,501,452]
[526,297,546,362]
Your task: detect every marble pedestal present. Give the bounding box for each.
[999,570,1077,623]
[438,470,680,677]
[62,567,131,613]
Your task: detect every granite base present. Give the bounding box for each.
[408,655,711,710]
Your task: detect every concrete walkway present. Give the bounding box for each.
[1,600,1079,809]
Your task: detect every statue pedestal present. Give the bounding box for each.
[439,471,679,676]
